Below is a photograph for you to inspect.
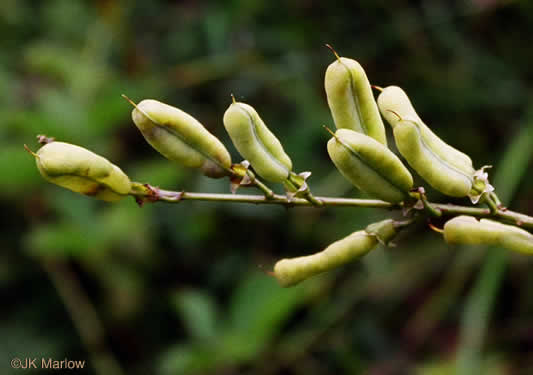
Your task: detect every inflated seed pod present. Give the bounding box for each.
[223,100,292,183]
[32,141,131,202]
[500,222,533,255]
[377,86,474,175]
[327,128,413,203]
[130,99,232,178]
[325,52,387,145]
[443,215,501,246]
[443,215,533,254]
[274,219,397,287]
[274,231,376,287]
[392,119,474,197]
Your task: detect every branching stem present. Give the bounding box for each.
[417,187,442,217]
[129,183,533,230]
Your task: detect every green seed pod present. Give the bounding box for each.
[274,219,398,287]
[130,98,232,178]
[377,86,474,175]
[274,231,375,287]
[327,128,413,203]
[392,119,473,197]
[500,223,533,255]
[32,141,131,202]
[325,50,387,145]
[443,215,501,246]
[444,215,533,254]
[377,87,493,200]
[223,100,292,183]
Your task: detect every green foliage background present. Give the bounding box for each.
[2,1,533,374]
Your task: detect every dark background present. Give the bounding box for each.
[2,0,533,374]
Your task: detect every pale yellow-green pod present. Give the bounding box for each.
[131,99,232,178]
[327,128,413,203]
[443,216,533,254]
[499,222,533,255]
[274,230,377,287]
[377,86,495,201]
[325,54,387,145]
[223,100,293,183]
[377,86,474,175]
[33,141,131,202]
[392,120,473,197]
[274,219,398,287]
[443,216,501,246]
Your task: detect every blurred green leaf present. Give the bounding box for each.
[172,289,218,341]
[0,144,41,193]
[25,194,151,258]
[129,158,184,188]
[158,344,215,375]
[222,272,309,359]
[25,222,102,257]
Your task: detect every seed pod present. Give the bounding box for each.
[443,215,500,245]
[130,98,232,178]
[274,231,376,287]
[325,51,387,145]
[327,128,413,203]
[500,223,533,255]
[223,100,292,183]
[274,219,397,287]
[392,119,474,197]
[444,215,533,254]
[32,141,131,202]
[377,86,474,175]
[377,87,493,200]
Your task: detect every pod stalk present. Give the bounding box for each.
[428,221,444,234]
[418,187,442,217]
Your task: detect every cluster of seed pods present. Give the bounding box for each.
[26,45,531,288]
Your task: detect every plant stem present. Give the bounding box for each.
[245,169,274,198]
[130,185,394,208]
[417,187,442,217]
[287,172,324,207]
[129,183,533,230]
